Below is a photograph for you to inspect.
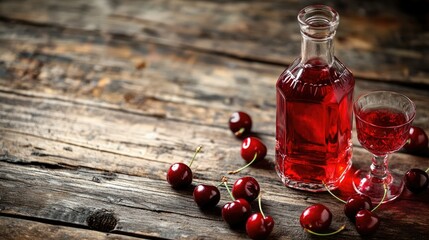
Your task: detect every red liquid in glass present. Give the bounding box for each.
[276,59,354,191]
[356,108,409,155]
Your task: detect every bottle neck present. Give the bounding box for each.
[301,35,334,66]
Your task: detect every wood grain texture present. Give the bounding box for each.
[0,0,428,239]
[0,216,144,240]
[1,160,428,240]
[0,21,428,136]
[0,90,428,177]
[1,91,428,239]
[0,0,428,85]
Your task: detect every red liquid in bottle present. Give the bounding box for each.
[356,108,409,155]
[276,59,354,191]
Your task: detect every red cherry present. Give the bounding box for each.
[229,111,252,137]
[355,209,380,235]
[232,176,260,202]
[403,126,428,153]
[246,213,274,239]
[404,168,429,194]
[222,198,252,227]
[167,163,192,188]
[193,184,221,209]
[300,204,332,232]
[241,137,267,163]
[344,194,373,220]
[246,193,275,239]
[166,146,201,189]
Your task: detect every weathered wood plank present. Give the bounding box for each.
[0,90,428,178]
[0,87,427,239]
[0,1,428,240]
[1,161,428,240]
[0,216,146,240]
[0,0,428,84]
[0,88,427,240]
[0,21,428,136]
[2,124,427,186]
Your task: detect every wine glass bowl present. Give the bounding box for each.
[353,91,416,204]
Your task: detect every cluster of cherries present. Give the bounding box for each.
[300,187,385,236]
[166,110,428,238]
[167,111,272,239]
[300,125,429,237]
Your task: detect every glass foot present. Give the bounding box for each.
[353,169,404,204]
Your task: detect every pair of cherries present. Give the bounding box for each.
[165,146,221,209]
[194,176,274,239]
[344,194,381,235]
[192,176,260,210]
[221,177,274,240]
[228,112,267,174]
[403,126,429,194]
[300,192,381,236]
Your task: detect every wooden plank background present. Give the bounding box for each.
[0,0,428,239]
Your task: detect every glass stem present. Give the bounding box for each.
[370,154,389,183]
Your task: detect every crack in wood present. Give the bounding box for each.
[0,154,75,170]
[0,127,165,165]
[0,15,287,68]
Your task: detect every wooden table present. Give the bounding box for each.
[1,0,428,239]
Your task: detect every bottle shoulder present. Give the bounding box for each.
[277,57,354,85]
[276,57,354,100]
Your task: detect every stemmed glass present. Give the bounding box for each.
[353,91,416,204]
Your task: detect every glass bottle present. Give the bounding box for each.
[275,5,355,192]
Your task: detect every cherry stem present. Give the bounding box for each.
[322,181,347,204]
[305,225,345,236]
[257,193,266,219]
[425,167,429,173]
[234,128,245,136]
[371,183,387,212]
[222,176,235,201]
[228,153,258,174]
[188,145,202,168]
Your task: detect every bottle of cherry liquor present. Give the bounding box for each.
[275,5,355,192]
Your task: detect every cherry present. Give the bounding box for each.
[241,137,267,163]
[229,111,252,137]
[403,126,428,153]
[221,177,252,227]
[167,163,192,188]
[229,137,267,174]
[344,194,373,220]
[166,146,201,188]
[246,214,274,240]
[355,209,380,236]
[232,176,260,203]
[404,168,429,194]
[193,184,221,209]
[222,198,252,227]
[300,204,332,232]
[246,193,275,239]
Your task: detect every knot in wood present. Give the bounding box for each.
[86,209,118,232]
